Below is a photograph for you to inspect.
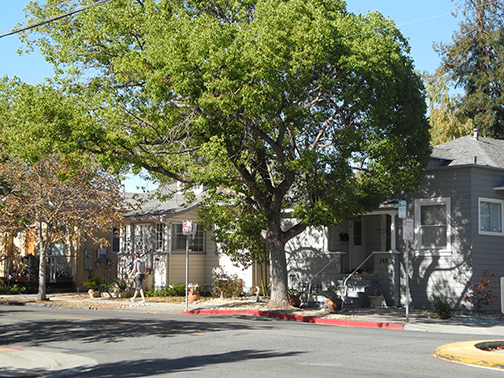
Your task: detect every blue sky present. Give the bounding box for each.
[0,0,461,191]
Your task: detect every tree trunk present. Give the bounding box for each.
[37,226,47,301]
[266,234,290,309]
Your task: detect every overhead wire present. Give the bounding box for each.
[0,0,114,40]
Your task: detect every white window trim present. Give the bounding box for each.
[478,197,504,236]
[170,223,205,253]
[414,197,452,256]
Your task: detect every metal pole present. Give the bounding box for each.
[185,234,189,311]
[405,240,410,322]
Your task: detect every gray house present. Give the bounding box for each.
[286,130,504,311]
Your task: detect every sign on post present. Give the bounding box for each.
[182,220,193,235]
[402,218,414,242]
[398,200,407,219]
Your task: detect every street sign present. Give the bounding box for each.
[398,200,407,219]
[182,220,193,235]
[403,218,414,242]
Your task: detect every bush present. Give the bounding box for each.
[145,284,186,297]
[83,276,109,291]
[432,294,453,319]
[466,270,498,312]
[212,273,244,298]
[0,284,26,295]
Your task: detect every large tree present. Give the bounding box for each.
[0,154,128,301]
[5,0,430,307]
[423,70,473,145]
[434,0,504,139]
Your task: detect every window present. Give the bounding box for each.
[479,198,504,235]
[171,223,204,252]
[155,223,164,251]
[112,228,120,253]
[414,197,451,254]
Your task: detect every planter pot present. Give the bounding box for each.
[117,291,129,299]
[327,297,342,313]
[88,289,101,298]
[369,295,385,308]
[188,291,200,304]
[288,294,301,308]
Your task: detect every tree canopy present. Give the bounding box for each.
[1,0,431,307]
[434,0,504,139]
[0,154,128,300]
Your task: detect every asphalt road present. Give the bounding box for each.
[1,305,503,377]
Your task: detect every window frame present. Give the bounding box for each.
[171,223,205,253]
[478,197,504,236]
[414,197,451,255]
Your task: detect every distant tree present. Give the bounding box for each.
[434,0,504,139]
[0,155,128,300]
[423,70,472,145]
[6,0,431,308]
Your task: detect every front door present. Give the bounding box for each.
[350,218,366,271]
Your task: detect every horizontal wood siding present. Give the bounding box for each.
[286,224,345,288]
[469,168,504,307]
[399,167,474,308]
[126,207,222,290]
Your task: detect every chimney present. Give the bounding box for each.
[473,128,479,140]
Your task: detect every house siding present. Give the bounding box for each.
[469,167,504,309]
[398,166,473,308]
[122,206,254,292]
[285,222,348,290]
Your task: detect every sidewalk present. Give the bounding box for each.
[1,293,504,375]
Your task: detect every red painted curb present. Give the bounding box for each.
[181,309,405,330]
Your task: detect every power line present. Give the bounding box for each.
[0,0,114,40]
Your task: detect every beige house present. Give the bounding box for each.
[118,184,264,293]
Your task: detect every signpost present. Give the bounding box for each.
[183,220,193,310]
[402,217,414,322]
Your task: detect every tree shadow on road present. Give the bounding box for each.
[0,308,273,347]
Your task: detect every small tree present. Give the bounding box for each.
[0,155,129,300]
[465,270,498,313]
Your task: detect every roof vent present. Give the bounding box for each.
[473,128,479,140]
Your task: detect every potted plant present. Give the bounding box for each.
[368,286,385,308]
[114,279,130,298]
[325,285,342,313]
[187,283,200,304]
[84,276,108,298]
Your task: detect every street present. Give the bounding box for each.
[1,304,503,377]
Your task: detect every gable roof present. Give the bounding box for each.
[430,134,504,169]
[124,183,202,219]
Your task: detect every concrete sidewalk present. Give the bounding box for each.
[1,293,504,375]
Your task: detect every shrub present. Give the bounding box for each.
[83,276,109,291]
[212,273,243,298]
[0,284,26,295]
[145,284,186,297]
[466,270,498,312]
[432,294,453,319]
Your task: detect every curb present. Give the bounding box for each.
[181,309,405,330]
[435,340,504,370]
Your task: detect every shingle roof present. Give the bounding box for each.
[124,183,202,219]
[430,135,504,168]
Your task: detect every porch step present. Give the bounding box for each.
[305,274,380,309]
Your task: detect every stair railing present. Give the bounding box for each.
[340,250,399,309]
[303,251,345,305]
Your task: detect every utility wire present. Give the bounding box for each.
[0,0,114,40]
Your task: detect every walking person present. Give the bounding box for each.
[129,253,146,304]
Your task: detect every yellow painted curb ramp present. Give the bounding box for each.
[435,340,504,370]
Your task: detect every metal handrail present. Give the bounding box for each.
[303,251,345,305]
[340,250,399,309]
